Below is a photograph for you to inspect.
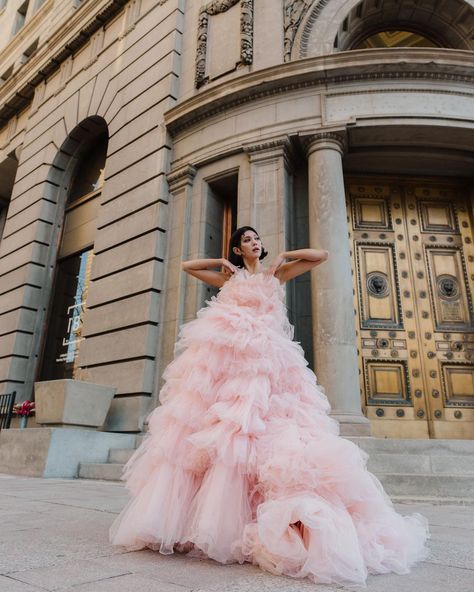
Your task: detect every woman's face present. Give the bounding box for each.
[235,230,262,261]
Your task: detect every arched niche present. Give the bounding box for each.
[38,116,108,382]
[292,0,474,58]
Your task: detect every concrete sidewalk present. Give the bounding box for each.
[0,475,473,592]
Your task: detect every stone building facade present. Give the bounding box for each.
[0,0,473,440]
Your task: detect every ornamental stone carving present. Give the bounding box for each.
[283,0,313,62]
[195,0,254,88]
[302,131,347,155]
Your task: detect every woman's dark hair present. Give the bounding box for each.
[228,226,268,268]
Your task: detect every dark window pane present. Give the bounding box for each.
[68,135,108,202]
[354,31,439,49]
[40,249,94,380]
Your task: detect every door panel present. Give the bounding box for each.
[346,177,474,439]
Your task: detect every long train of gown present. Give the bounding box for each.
[110,268,429,586]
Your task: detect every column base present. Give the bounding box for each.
[330,412,372,436]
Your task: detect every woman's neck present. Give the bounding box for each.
[243,260,262,275]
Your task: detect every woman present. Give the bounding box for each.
[110,226,429,586]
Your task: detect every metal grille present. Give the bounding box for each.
[0,392,16,431]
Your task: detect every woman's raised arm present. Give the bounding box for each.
[269,249,329,284]
[181,258,238,288]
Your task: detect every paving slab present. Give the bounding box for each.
[9,559,131,590]
[0,576,43,591]
[1,474,473,592]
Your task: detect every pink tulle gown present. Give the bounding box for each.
[110,268,429,586]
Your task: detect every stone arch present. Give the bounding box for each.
[47,116,109,197]
[24,116,109,394]
[292,0,474,59]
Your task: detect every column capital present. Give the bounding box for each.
[166,164,197,193]
[302,131,347,157]
[243,136,294,170]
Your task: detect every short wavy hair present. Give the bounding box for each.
[227,226,268,268]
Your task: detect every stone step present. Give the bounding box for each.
[77,436,474,501]
[78,461,474,501]
[378,473,474,498]
[389,495,474,505]
[351,437,474,456]
[135,434,146,447]
[108,448,135,464]
[367,453,474,475]
[77,462,124,481]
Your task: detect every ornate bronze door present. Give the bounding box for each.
[346,177,474,439]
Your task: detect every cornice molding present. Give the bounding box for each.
[165,49,474,136]
[167,164,197,192]
[0,0,132,129]
[243,137,292,154]
[0,0,54,65]
[243,137,295,169]
[302,132,347,156]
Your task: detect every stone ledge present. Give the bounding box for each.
[0,428,135,478]
[165,48,474,134]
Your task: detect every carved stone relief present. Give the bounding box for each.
[195,0,254,88]
[283,0,313,62]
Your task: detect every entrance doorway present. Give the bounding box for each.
[346,177,474,438]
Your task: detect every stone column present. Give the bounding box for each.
[244,138,293,265]
[153,164,196,407]
[305,133,370,436]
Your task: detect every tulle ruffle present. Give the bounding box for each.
[110,269,429,584]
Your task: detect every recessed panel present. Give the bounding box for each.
[419,201,457,233]
[426,248,472,330]
[443,364,474,407]
[353,197,391,229]
[365,360,410,405]
[357,244,401,328]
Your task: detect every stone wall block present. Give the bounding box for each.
[3,199,56,238]
[86,259,164,308]
[98,175,167,224]
[0,242,49,275]
[85,359,155,396]
[0,285,41,315]
[101,152,169,203]
[0,332,31,358]
[0,356,28,383]
[83,292,160,336]
[0,308,37,336]
[105,128,163,180]
[0,263,44,297]
[6,185,56,219]
[93,201,167,255]
[0,220,52,258]
[102,395,152,432]
[78,324,158,367]
[92,231,166,280]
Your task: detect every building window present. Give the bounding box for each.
[20,38,38,64]
[0,152,19,244]
[1,65,13,84]
[354,30,439,49]
[39,130,108,381]
[206,172,238,260]
[201,171,238,300]
[13,0,29,35]
[0,202,7,243]
[39,250,94,380]
[68,135,106,203]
